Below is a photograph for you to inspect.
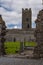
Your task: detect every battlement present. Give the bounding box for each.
[22,8,31,12]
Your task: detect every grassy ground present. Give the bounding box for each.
[4,42,20,54]
[25,42,37,46]
[4,41,37,54]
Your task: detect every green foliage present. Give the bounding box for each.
[4,41,37,54]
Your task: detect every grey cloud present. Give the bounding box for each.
[0,0,42,29]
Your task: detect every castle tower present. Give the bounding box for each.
[22,8,32,30]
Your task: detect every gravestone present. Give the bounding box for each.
[33,9,43,58]
[20,38,26,53]
[0,15,6,55]
[20,41,24,53]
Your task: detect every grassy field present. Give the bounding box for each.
[25,42,37,46]
[4,42,20,54]
[4,41,37,54]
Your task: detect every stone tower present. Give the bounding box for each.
[22,8,32,30]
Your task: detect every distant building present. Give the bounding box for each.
[5,8,35,42]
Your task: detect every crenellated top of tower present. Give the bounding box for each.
[22,8,31,10]
[22,8,32,14]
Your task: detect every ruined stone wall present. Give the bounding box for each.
[0,15,6,55]
[33,9,43,58]
[5,29,35,42]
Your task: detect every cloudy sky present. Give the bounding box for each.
[0,0,42,29]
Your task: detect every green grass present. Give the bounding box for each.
[25,42,37,47]
[4,41,37,54]
[4,42,20,54]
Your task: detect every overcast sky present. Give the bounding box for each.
[0,0,42,29]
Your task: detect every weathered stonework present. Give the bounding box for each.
[33,9,43,58]
[0,15,6,55]
[0,8,35,55]
[22,8,32,30]
[0,8,43,57]
[5,8,35,42]
[5,29,35,42]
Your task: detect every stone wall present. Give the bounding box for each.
[33,9,43,58]
[0,15,6,55]
[5,29,35,42]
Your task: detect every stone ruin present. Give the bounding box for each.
[0,9,43,59]
[33,9,43,58]
[0,15,6,55]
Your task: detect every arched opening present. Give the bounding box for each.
[27,24,29,28]
[14,38,16,42]
[26,18,29,21]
